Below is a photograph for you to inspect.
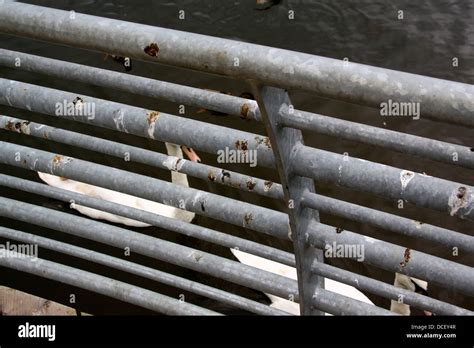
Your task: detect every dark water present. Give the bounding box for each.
[0,0,473,314]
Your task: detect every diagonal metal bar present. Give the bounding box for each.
[253,85,323,315]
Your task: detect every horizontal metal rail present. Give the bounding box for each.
[0,2,473,127]
[279,107,474,169]
[0,197,396,315]
[294,145,474,221]
[311,262,472,315]
[0,196,298,301]
[1,143,472,298]
[306,223,474,297]
[0,115,281,200]
[0,250,219,316]
[302,192,474,255]
[2,117,469,258]
[1,79,472,221]
[0,48,258,121]
[1,49,472,169]
[0,227,286,315]
[0,173,295,267]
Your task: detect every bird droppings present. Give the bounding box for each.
[263,180,273,192]
[207,170,216,182]
[335,227,344,234]
[244,212,253,226]
[246,178,256,191]
[254,136,272,149]
[146,111,159,139]
[72,96,83,109]
[448,185,472,217]
[144,42,159,57]
[235,139,248,152]
[240,103,250,120]
[162,156,184,172]
[413,220,424,229]
[399,248,411,268]
[400,170,415,190]
[147,111,160,124]
[221,170,231,183]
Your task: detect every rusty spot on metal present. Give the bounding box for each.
[235,139,248,152]
[5,120,15,131]
[400,248,411,268]
[43,131,49,139]
[335,227,344,234]
[52,155,62,167]
[263,180,273,192]
[5,120,30,134]
[59,177,69,181]
[221,170,231,183]
[244,212,253,225]
[208,170,216,182]
[144,43,159,57]
[246,178,256,191]
[147,111,160,125]
[456,186,467,199]
[263,137,272,149]
[240,103,250,120]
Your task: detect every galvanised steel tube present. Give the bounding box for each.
[311,288,395,316]
[1,51,472,169]
[307,222,474,297]
[0,227,287,315]
[0,142,289,239]
[1,143,471,295]
[0,49,260,121]
[280,107,474,169]
[2,117,468,256]
[0,2,472,126]
[0,79,276,168]
[0,196,299,300]
[2,117,469,255]
[0,173,295,267]
[294,145,474,221]
[1,79,472,220]
[302,192,474,254]
[310,262,472,315]
[0,251,219,315]
[0,115,282,200]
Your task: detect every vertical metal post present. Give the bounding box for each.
[253,85,324,315]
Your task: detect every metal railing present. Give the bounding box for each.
[0,1,473,315]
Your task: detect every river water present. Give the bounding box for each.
[0,0,473,313]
